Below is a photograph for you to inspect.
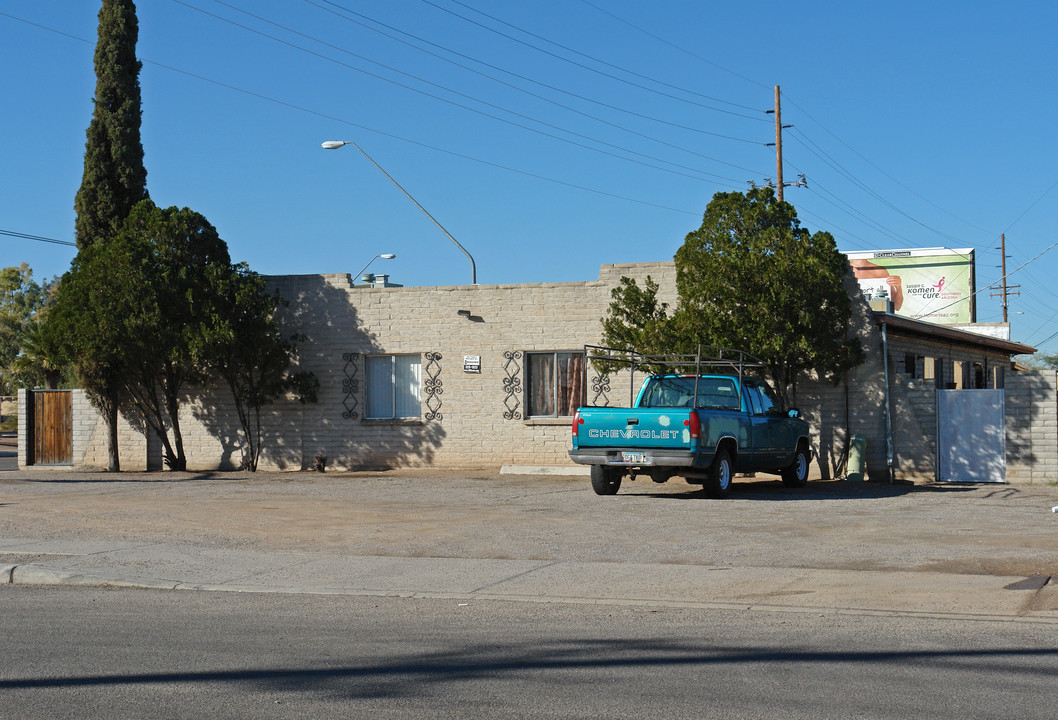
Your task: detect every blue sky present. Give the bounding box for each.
[2,1,1057,353]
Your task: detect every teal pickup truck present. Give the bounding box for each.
[569,347,812,497]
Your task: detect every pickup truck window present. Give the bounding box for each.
[639,376,740,410]
[746,380,783,416]
[745,384,763,415]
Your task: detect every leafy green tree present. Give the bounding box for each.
[74,0,148,251]
[1023,353,1058,371]
[602,188,863,403]
[601,276,673,357]
[52,201,315,472]
[0,264,58,393]
[207,265,318,472]
[114,200,232,471]
[49,242,141,471]
[50,200,230,471]
[10,318,67,391]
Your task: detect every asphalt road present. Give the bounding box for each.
[3,461,1058,717]
[3,586,1057,720]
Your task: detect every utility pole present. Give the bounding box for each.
[774,85,784,202]
[763,86,805,201]
[990,233,1020,323]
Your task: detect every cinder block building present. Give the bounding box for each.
[17,261,1052,483]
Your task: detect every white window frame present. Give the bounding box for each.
[365,354,422,420]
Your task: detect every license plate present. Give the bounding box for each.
[617,452,649,465]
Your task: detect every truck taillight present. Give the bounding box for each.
[572,410,583,437]
[685,411,700,440]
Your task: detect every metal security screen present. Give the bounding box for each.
[937,389,1005,483]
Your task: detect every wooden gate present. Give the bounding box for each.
[30,390,73,465]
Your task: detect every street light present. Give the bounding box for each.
[355,253,396,283]
[322,140,477,284]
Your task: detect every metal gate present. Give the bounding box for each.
[936,389,1005,483]
[29,390,73,465]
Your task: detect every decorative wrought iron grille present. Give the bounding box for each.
[591,373,611,407]
[341,352,360,419]
[502,350,523,419]
[423,352,443,421]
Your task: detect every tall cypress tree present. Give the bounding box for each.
[74,0,148,251]
[65,0,147,469]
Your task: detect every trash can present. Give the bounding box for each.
[847,434,867,481]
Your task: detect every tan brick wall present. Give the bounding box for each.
[16,389,26,466]
[37,262,1053,483]
[247,263,677,471]
[1006,370,1058,484]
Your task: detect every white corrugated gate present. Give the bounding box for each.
[936,389,1005,483]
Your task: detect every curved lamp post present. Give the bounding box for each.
[355,253,396,282]
[322,140,477,284]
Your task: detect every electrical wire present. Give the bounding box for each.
[911,238,1058,326]
[0,10,731,214]
[0,229,76,247]
[1003,177,1058,234]
[422,0,770,121]
[175,0,762,180]
[302,0,763,145]
[576,0,771,92]
[788,128,965,245]
[781,92,994,237]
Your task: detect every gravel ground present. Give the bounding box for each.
[3,467,1057,578]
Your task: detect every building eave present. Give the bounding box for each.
[873,312,1036,356]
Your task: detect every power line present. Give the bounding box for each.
[910,237,1058,324]
[302,0,763,145]
[781,92,993,237]
[1003,177,1058,234]
[787,128,964,245]
[576,0,771,92]
[0,9,724,213]
[174,0,761,180]
[423,0,770,120]
[0,229,76,247]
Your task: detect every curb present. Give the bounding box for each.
[7,564,180,590]
[6,561,1058,625]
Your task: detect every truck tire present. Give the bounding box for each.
[781,443,810,488]
[590,465,622,495]
[704,448,733,498]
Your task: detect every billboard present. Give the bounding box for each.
[845,248,976,324]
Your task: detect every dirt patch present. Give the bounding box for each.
[3,472,1058,576]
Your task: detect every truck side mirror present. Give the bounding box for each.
[788,408,801,419]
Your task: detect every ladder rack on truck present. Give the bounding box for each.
[583,344,770,407]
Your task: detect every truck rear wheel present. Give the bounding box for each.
[781,443,810,488]
[704,449,733,498]
[590,465,622,495]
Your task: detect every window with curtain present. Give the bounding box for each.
[526,351,585,417]
[365,354,422,419]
